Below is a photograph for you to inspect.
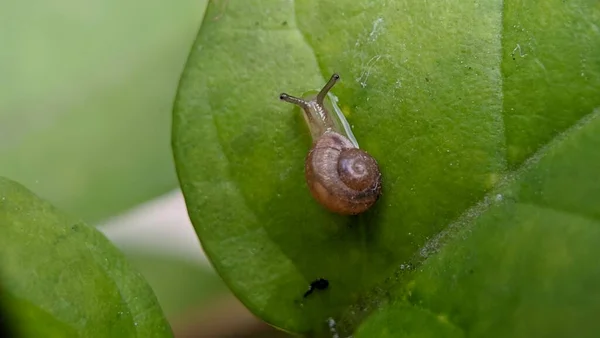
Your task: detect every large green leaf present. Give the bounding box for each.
[0,0,207,222]
[0,177,172,338]
[355,110,600,337]
[172,0,600,335]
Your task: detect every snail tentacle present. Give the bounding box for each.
[316,73,340,105]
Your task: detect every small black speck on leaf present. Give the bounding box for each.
[303,278,329,298]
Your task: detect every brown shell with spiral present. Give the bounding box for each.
[305,132,382,215]
[279,73,383,215]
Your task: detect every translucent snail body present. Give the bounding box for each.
[279,74,382,215]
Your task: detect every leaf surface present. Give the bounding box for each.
[0,177,172,338]
[172,0,600,334]
[356,111,600,337]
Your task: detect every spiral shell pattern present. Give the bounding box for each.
[305,132,382,215]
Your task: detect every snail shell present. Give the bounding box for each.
[280,74,382,215]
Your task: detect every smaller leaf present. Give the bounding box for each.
[0,177,172,338]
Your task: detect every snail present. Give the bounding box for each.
[279,73,382,215]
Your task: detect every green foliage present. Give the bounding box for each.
[172,0,599,336]
[0,0,207,222]
[0,177,172,338]
[354,304,463,338]
[357,112,600,337]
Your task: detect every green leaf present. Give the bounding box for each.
[172,0,600,335]
[0,0,207,222]
[0,177,172,338]
[356,111,600,338]
[354,303,464,338]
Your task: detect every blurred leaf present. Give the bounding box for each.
[0,0,208,222]
[172,0,600,335]
[356,111,600,338]
[125,253,227,318]
[0,177,172,337]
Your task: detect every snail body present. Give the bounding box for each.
[279,74,382,215]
